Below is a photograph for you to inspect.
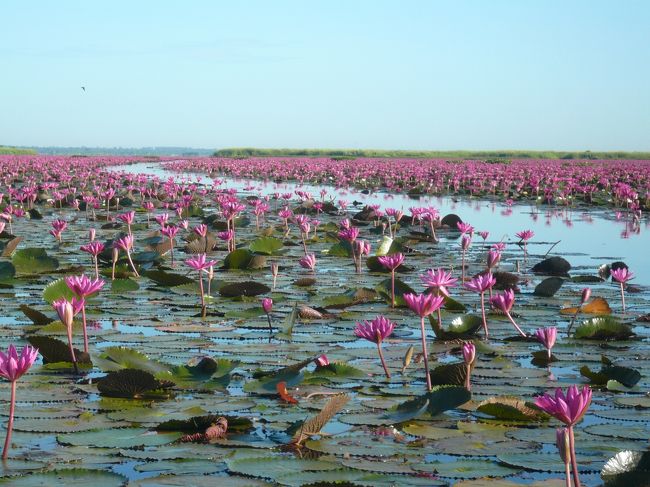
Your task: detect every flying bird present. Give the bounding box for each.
[81,86,86,91]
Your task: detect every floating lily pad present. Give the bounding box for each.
[413,459,517,479]
[574,317,635,340]
[94,347,170,374]
[58,427,181,448]
[12,247,59,274]
[219,281,271,297]
[223,249,254,269]
[96,368,174,399]
[0,469,127,486]
[533,277,564,297]
[249,236,284,255]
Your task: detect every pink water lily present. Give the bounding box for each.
[611,267,634,312]
[489,289,526,336]
[0,345,39,460]
[535,385,592,487]
[404,292,445,391]
[378,253,404,308]
[465,273,496,338]
[65,275,105,353]
[462,342,475,391]
[185,253,217,312]
[354,315,395,379]
[535,326,557,359]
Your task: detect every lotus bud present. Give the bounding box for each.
[262,298,273,314]
[556,428,571,465]
[314,354,330,367]
[581,287,591,304]
[89,228,96,241]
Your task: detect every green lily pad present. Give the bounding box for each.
[94,347,170,374]
[249,236,284,255]
[223,249,254,269]
[12,247,59,274]
[413,459,517,479]
[58,427,181,448]
[219,281,271,297]
[0,261,15,281]
[575,317,635,340]
[111,278,140,292]
[42,278,77,304]
[0,469,127,486]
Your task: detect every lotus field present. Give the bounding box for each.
[0,154,648,486]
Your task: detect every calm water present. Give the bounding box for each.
[111,162,650,286]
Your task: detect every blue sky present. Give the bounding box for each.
[1,0,649,150]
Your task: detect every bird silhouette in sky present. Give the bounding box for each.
[81,86,86,92]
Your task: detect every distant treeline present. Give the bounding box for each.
[0,146,37,155]
[213,148,650,160]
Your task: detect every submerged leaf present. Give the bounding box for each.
[292,394,350,445]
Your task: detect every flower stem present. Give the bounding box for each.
[420,317,432,392]
[480,292,489,339]
[198,271,205,311]
[126,251,140,277]
[465,364,471,391]
[81,305,89,354]
[564,461,572,487]
[93,256,99,280]
[390,270,395,308]
[266,313,273,342]
[2,381,16,460]
[377,342,391,379]
[568,426,581,487]
[620,282,626,313]
[506,312,526,337]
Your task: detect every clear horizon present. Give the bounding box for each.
[2,0,649,151]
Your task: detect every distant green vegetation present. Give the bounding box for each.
[0,146,37,155]
[214,148,650,160]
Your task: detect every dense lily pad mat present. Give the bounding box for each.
[0,157,647,486]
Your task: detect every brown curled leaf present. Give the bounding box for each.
[277,380,299,404]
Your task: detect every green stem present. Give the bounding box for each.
[2,381,16,460]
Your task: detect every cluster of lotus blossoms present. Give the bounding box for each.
[162,156,650,210]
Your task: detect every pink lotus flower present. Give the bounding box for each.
[457,222,474,234]
[465,273,496,338]
[489,289,526,336]
[65,275,105,297]
[338,227,359,242]
[299,253,316,271]
[185,253,217,272]
[354,315,395,379]
[52,298,83,372]
[487,249,501,269]
[535,385,591,427]
[113,234,139,277]
[378,253,404,308]
[535,385,592,487]
[193,224,208,238]
[314,354,330,367]
[535,326,557,359]
[0,344,39,460]
[117,210,135,231]
[611,267,634,312]
[404,293,444,392]
[465,273,496,294]
[65,275,105,353]
[420,268,457,297]
[478,231,489,241]
[80,240,105,279]
[462,341,475,391]
[354,315,395,344]
[515,229,534,260]
[403,292,444,318]
[0,345,38,383]
[50,218,67,242]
